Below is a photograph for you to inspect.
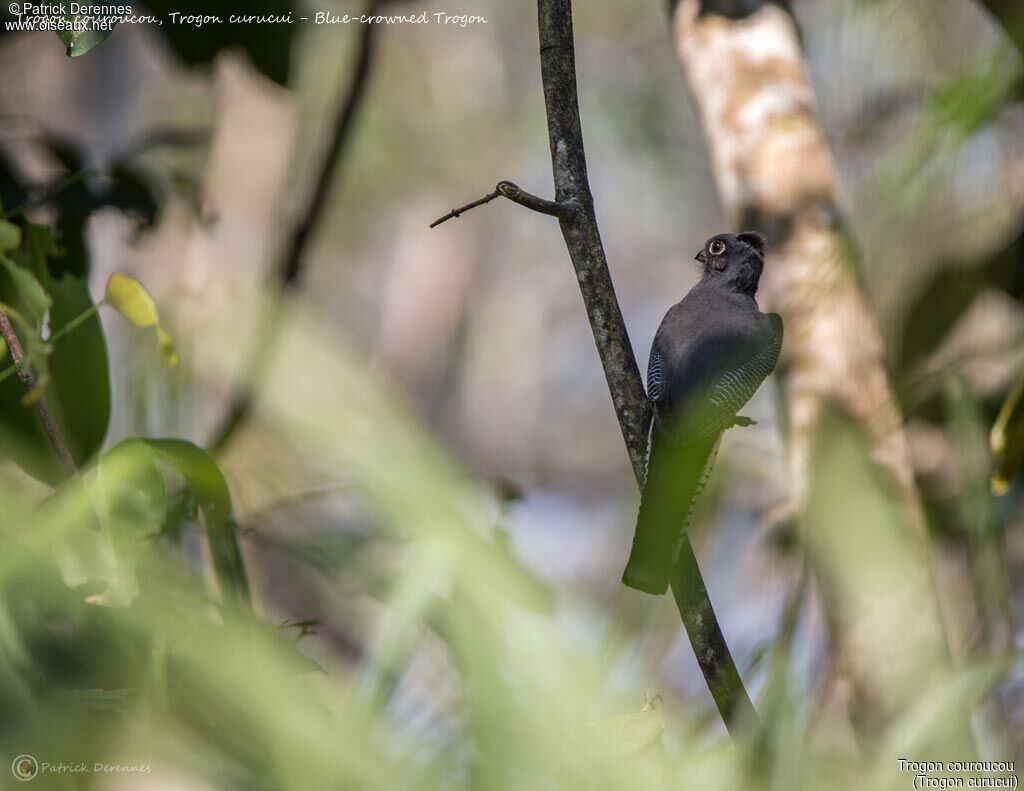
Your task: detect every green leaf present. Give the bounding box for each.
[0,263,110,484]
[0,252,50,328]
[927,51,1022,142]
[142,439,250,605]
[156,327,177,366]
[53,687,137,712]
[805,409,952,719]
[875,660,1011,775]
[62,439,249,607]
[0,224,112,484]
[895,225,1024,384]
[23,221,59,280]
[990,370,1024,495]
[944,376,998,528]
[70,440,167,606]
[105,273,178,366]
[55,12,121,58]
[0,220,19,251]
[47,275,111,461]
[105,272,159,327]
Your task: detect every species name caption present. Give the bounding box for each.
[4,5,488,29]
[899,759,1019,790]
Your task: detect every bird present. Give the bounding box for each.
[621,231,783,595]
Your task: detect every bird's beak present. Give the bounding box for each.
[695,250,707,265]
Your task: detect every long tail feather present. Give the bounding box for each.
[621,430,719,595]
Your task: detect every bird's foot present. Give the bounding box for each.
[731,415,757,428]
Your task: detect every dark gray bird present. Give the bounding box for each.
[622,232,783,595]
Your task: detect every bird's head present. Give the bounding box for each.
[695,231,767,296]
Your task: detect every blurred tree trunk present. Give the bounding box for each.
[668,0,962,740]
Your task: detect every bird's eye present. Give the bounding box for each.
[709,240,726,256]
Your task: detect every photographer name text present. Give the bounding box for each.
[5,6,487,29]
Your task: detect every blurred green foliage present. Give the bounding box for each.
[0,0,1021,788]
[0,294,999,789]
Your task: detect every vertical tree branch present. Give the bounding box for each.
[535,0,757,734]
[0,310,77,476]
[208,0,383,453]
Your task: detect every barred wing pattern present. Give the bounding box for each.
[647,349,666,402]
[683,318,783,444]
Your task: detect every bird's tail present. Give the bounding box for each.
[621,431,720,595]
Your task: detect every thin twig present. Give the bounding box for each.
[2,169,93,221]
[207,0,384,454]
[430,190,500,228]
[0,310,77,476]
[429,181,573,228]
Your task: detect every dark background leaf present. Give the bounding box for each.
[0,266,110,484]
[140,0,295,85]
[895,222,1024,380]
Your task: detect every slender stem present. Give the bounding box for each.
[430,181,573,228]
[0,309,77,476]
[49,301,103,345]
[207,0,384,454]
[0,360,18,386]
[430,189,501,228]
[2,170,92,221]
